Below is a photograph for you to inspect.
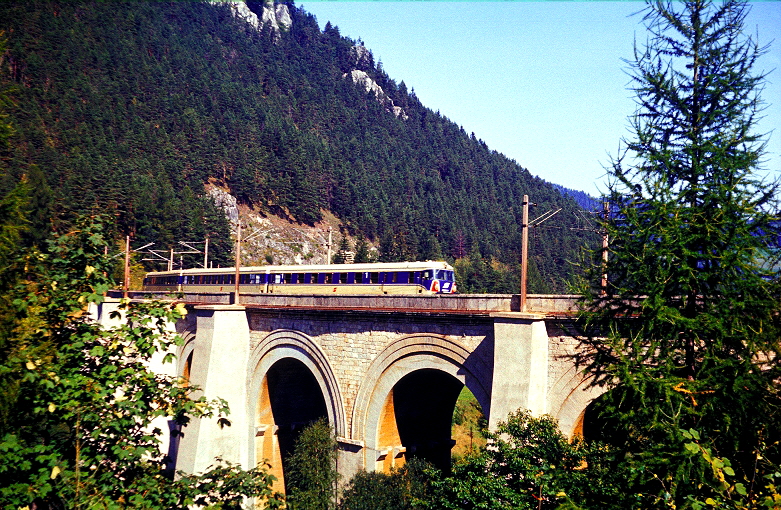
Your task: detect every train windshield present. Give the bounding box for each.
[433,269,454,281]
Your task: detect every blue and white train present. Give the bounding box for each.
[143,261,457,295]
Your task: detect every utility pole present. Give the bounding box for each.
[519,195,561,313]
[123,235,131,299]
[122,239,155,299]
[234,221,241,304]
[520,195,529,312]
[204,237,209,269]
[327,226,333,264]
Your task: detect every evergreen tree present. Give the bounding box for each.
[578,1,781,506]
[332,235,350,264]
[353,233,372,263]
[286,418,338,510]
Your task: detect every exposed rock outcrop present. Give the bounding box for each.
[221,0,291,38]
[345,68,408,120]
[207,186,239,224]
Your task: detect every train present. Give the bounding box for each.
[143,261,457,295]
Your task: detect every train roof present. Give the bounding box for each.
[146,260,454,276]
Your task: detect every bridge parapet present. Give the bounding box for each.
[116,291,582,317]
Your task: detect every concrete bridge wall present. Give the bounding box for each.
[96,293,602,487]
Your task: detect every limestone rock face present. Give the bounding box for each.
[221,0,291,37]
[207,187,239,224]
[273,3,291,30]
[351,44,373,71]
[345,68,408,120]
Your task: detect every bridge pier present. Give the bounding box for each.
[488,313,549,429]
[177,305,251,474]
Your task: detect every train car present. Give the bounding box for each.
[143,261,457,295]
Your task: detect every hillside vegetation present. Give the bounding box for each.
[0,1,596,292]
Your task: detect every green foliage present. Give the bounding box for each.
[0,207,283,508]
[352,234,373,264]
[578,0,781,506]
[0,1,593,291]
[332,236,351,264]
[680,429,781,509]
[339,458,435,510]
[421,410,615,510]
[286,418,339,510]
[453,249,521,294]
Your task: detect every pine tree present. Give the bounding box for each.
[578,1,781,506]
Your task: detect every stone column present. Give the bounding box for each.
[488,312,549,430]
[176,305,251,474]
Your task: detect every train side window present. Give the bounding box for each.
[334,273,342,284]
[283,273,291,284]
[370,272,379,284]
[324,273,332,284]
[422,270,432,279]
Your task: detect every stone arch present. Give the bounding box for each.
[176,334,196,381]
[248,329,347,440]
[548,363,606,437]
[247,329,346,493]
[351,334,492,458]
[174,309,198,380]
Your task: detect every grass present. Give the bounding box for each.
[451,386,487,458]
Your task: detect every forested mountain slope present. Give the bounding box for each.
[0,1,596,292]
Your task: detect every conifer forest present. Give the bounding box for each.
[0,1,595,293]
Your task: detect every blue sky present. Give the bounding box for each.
[299,1,781,196]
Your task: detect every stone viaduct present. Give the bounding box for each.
[94,292,603,492]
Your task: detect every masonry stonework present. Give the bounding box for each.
[98,294,603,487]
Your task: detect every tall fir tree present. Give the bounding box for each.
[578,0,781,506]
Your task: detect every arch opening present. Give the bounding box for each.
[579,390,616,443]
[256,357,329,493]
[378,368,464,472]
